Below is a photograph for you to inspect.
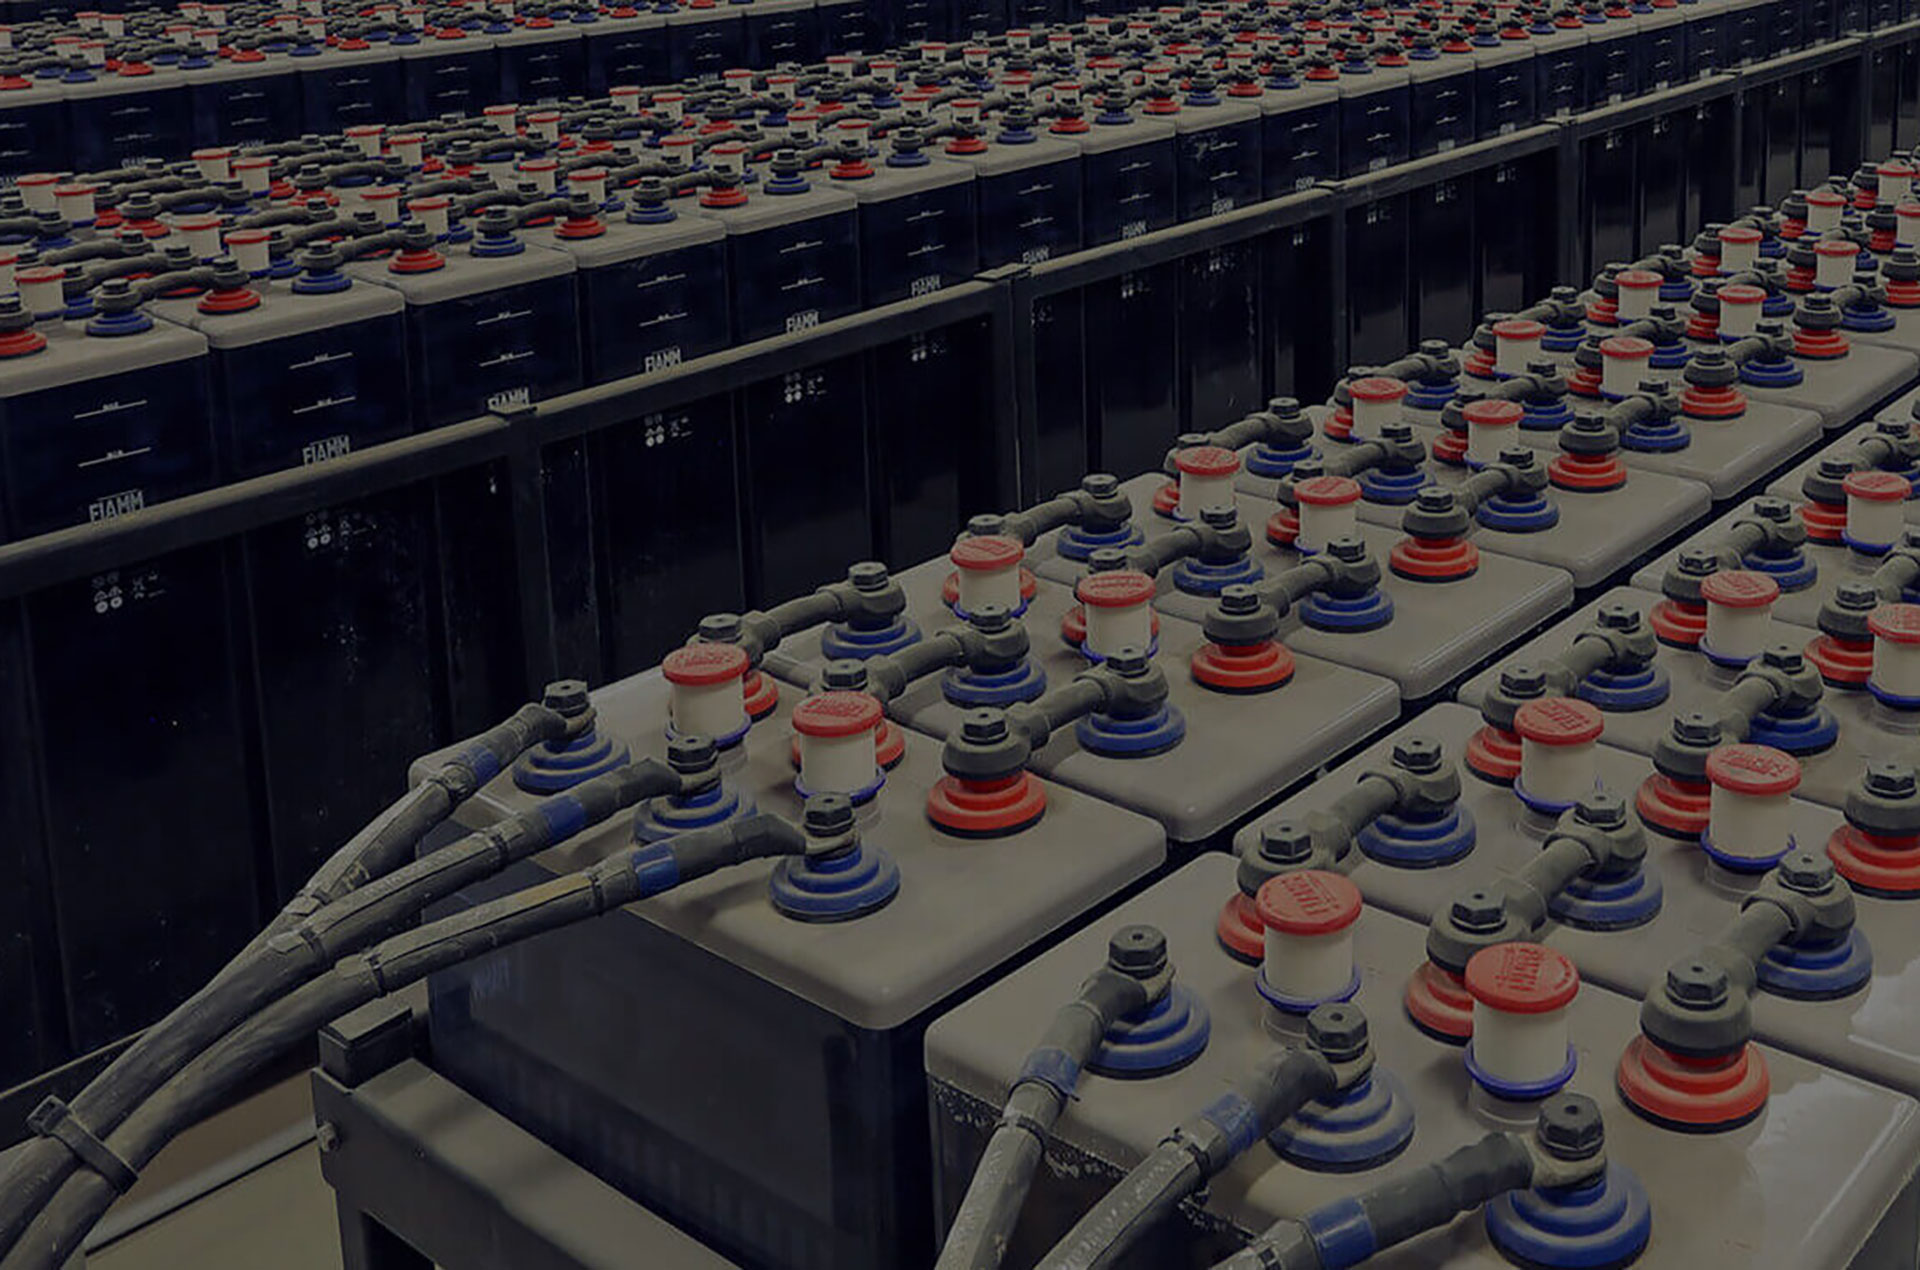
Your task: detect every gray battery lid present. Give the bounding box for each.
[827,154,975,203]
[586,9,667,30]
[692,179,857,233]
[1255,79,1342,116]
[939,132,1082,176]
[0,316,206,398]
[1403,53,1477,83]
[1169,95,1263,133]
[345,236,575,304]
[667,5,739,28]
[399,33,499,60]
[417,671,1167,1030]
[1059,113,1177,155]
[148,276,403,348]
[184,53,299,85]
[492,22,583,47]
[533,207,725,267]
[1334,64,1413,100]
[1470,38,1536,69]
[0,80,64,108]
[60,65,186,101]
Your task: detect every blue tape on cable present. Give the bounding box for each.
[1017,1046,1083,1100]
[1305,1196,1378,1270]
[457,741,503,783]
[540,794,591,841]
[632,845,681,898]
[1199,1091,1261,1156]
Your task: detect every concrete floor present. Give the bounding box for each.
[51,1075,346,1270]
[91,1143,340,1270]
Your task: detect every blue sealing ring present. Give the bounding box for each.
[1057,521,1145,562]
[1756,927,1873,1000]
[1871,681,1920,710]
[292,269,350,295]
[1523,396,1576,431]
[631,780,755,842]
[1090,983,1212,1077]
[1660,278,1695,303]
[1739,357,1805,389]
[1173,553,1265,596]
[1078,633,1160,663]
[1740,548,1819,590]
[1577,662,1670,711]
[1844,303,1897,332]
[769,841,900,921]
[1486,1163,1654,1270]
[1842,532,1895,557]
[1269,1068,1417,1171]
[1477,492,1561,533]
[1464,1042,1577,1101]
[1550,865,1664,930]
[1406,377,1459,411]
[1543,325,1587,353]
[1077,704,1186,757]
[1649,342,1692,371]
[1256,965,1363,1015]
[1246,440,1316,478]
[666,711,752,750]
[1300,588,1395,632]
[820,617,921,661]
[1760,238,1786,259]
[1513,777,1583,817]
[1696,636,1757,670]
[1358,465,1430,504]
[1355,804,1477,867]
[513,727,631,793]
[1746,706,1839,754]
[941,657,1049,707]
[1621,416,1691,452]
[85,309,153,337]
[1699,829,1794,873]
[794,766,886,805]
[1762,293,1796,317]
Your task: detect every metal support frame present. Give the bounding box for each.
[313,999,737,1270]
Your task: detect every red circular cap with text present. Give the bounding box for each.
[14,173,55,189]
[949,534,1023,571]
[662,642,748,686]
[1815,238,1859,258]
[1075,569,1156,608]
[1347,375,1408,403]
[407,195,449,212]
[1882,161,1916,178]
[791,690,883,738]
[1513,696,1603,747]
[174,212,219,231]
[1869,603,1920,646]
[1719,225,1762,245]
[1808,188,1847,207]
[224,228,268,246]
[1295,474,1363,507]
[1699,570,1780,610]
[15,265,61,286]
[1844,470,1909,503]
[1719,283,1766,304]
[1174,444,1241,477]
[1616,268,1662,290]
[1463,399,1524,429]
[1493,318,1545,341]
[1705,743,1800,796]
[1902,205,1920,222]
[1465,941,1579,1014]
[1600,335,1654,360]
[1255,870,1361,937]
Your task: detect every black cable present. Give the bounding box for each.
[935,958,1157,1270]
[1037,1049,1338,1270]
[4,814,806,1270]
[0,704,569,1260]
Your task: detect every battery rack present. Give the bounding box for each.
[3,15,1920,1241]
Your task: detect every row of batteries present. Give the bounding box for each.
[4,27,1920,543]
[0,0,1904,175]
[376,151,1920,1269]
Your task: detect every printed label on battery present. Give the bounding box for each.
[487,386,532,412]
[88,489,146,522]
